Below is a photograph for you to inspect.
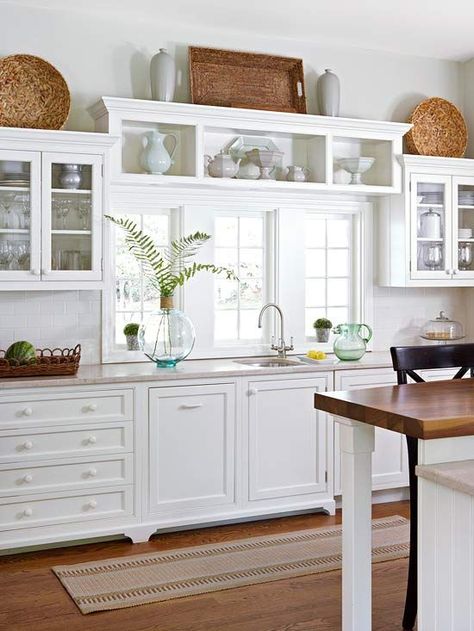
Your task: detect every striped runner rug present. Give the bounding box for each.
[53,515,409,614]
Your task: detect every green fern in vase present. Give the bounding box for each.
[105,215,238,366]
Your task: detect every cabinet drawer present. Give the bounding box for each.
[0,487,133,530]
[0,454,133,496]
[0,423,133,463]
[0,389,133,428]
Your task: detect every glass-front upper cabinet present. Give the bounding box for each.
[41,153,102,281]
[410,174,452,280]
[453,176,474,279]
[0,151,41,281]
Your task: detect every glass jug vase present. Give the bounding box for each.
[333,323,372,361]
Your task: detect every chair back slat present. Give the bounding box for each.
[390,343,474,385]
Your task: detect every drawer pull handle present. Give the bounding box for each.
[22,474,33,483]
[22,508,33,517]
[180,403,203,409]
[22,407,33,417]
[86,403,98,412]
[86,468,97,478]
[22,441,33,450]
[86,435,97,445]
[87,499,98,510]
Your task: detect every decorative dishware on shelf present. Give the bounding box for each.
[422,242,443,270]
[204,151,240,178]
[150,48,176,102]
[458,241,473,270]
[245,149,284,180]
[0,344,81,377]
[459,190,474,206]
[236,158,260,180]
[317,69,340,117]
[421,311,464,341]
[286,165,310,182]
[458,228,473,239]
[419,207,441,239]
[337,157,375,185]
[225,136,282,180]
[140,130,177,175]
[332,323,372,361]
[59,164,83,189]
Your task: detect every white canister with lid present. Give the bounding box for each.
[419,208,441,239]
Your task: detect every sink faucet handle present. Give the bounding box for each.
[284,337,294,352]
[270,335,277,351]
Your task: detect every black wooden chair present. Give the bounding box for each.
[390,343,474,631]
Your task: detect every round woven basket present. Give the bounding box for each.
[405,97,467,158]
[0,54,70,129]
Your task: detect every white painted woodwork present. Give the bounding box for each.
[246,376,330,502]
[148,384,237,514]
[91,97,410,196]
[0,128,117,291]
[334,369,408,493]
[379,154,474,287]
[338,418,375,631]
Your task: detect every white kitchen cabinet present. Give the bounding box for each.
[148,384,237,517]
[0,128,116,289]
[380,154,474,287]
[244,374,335,514]
[334,369,408,493]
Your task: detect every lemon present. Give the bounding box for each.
[307,350,327,360]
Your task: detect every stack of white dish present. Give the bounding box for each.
[459,191,474,206]
[458,228,472,240]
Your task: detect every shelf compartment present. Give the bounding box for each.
[203,126,327,184]
[121,120,197,177]
[332,137,393,187]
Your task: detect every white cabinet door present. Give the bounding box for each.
[41,152,103,281]
[148,384,236,515]
[334,369,408,493]
[247,375,330,503]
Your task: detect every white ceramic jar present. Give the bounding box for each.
[150,48,176,102]
[317,69,340,117]
[205,152,240,178]
[286,166,310,182]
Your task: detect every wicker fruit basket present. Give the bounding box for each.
[0,345,81,378]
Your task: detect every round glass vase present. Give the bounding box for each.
[138,296,195,367]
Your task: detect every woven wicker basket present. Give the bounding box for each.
[0,345,81,378]
[405,97,467,158]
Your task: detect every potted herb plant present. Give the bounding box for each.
[123,322,140,351]
[106,215,237,367]
[313,317,333,343]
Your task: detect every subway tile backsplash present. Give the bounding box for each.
[0,287,470,364]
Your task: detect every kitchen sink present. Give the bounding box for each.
[234,357,302,368]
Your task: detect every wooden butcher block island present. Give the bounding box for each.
[315,378,474,631]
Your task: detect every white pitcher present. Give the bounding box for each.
[140,130,177,175]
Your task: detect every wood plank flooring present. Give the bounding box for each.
[0,501,409,631]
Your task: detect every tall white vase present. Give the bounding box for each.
[317,69,340,116]
[150,48,176,102]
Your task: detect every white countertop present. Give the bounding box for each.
[0,352,393,390]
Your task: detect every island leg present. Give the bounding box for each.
[338,418,375,631]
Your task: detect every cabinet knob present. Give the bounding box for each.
[22,474,33,483]
[86,403,98,412]
[86,435,97,445]
[86,499,97,510]
[22,407,33,417]
[248,388,258,396]
[22,440,33,450]
[86,467,97,478]
[22,508,33,517]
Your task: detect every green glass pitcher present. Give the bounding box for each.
[332,323,372,361]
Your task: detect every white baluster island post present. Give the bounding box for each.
[315,378,474,631]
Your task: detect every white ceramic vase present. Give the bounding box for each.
[317,69,340,117]
[140,130,177,175]
[150,48,176,102]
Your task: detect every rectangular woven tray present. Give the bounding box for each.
[0,345,81,378]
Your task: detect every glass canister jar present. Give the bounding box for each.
[420,311,464,341]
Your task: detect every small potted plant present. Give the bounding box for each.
[123,322,140,351]
[313,318,333,343]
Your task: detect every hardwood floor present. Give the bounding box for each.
[0,501,409,631]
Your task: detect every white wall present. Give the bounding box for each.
[0,3,470,362]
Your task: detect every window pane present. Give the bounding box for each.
[305,279,326,306]
[327,219,350,247]
[327,278,349,305]
[305,308,323,337]
[240,249,263,278]
[306,249,326,277]
[215,310,238,341]
[327,249,350,277]
[215,216,238,247]
[327,306,349,325]
[240,217,263,247]
[143,214,169,243]
[215,247,238,272]
[240,310,262,340]
[240,278,263,308]
[305,219,326,248]
[216,279,238,308]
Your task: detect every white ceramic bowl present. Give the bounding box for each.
[338,157,375,185]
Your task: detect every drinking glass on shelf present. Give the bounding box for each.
[15,192,30,229]
[16,242,30,270]
[0,241,12,269]
[422,242,443,270]
[0,192,16,229]
[78,198,90,230]
[55,197,71,229]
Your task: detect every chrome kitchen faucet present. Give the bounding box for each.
[258,302,294,358]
